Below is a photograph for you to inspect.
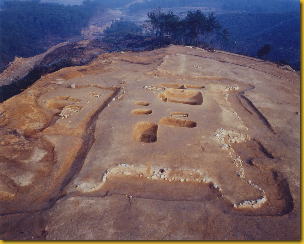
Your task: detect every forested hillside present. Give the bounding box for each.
[0,0,300,71]
[127,0,300,69]
[0,0,98,70]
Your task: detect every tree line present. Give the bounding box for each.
[103,9,228,50]
[146,9,228,47]
[0,2,228,71]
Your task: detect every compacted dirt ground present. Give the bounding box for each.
[0,45,300,240]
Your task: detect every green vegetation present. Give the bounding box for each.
[102,10,227,51]
[127,0,299,69]
[145,9,227,47]
[102,20,150,52]
[0,0,97,67]
[103,20,143,42]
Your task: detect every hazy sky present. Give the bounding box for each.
[41,0,299,5]
[41,0,300,8]
[41,0,84,4]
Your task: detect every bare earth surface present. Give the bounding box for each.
[0,45,300,240]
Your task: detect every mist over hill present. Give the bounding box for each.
[0,0,300,71]
[217,12,300,69]
[3,0,298,12]
[127,0,299,13]
[0,1,300,241]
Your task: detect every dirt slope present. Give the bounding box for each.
[0,45,300,240]
[0,40,108,102]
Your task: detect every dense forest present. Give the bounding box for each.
[0,0,98,70]
[145,9,228,47]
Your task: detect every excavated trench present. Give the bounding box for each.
[0,87,121,216]
[0,45,299,240]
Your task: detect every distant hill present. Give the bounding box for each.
[128,0,299,13]
[0,0,300,71]
[217,12,300,69]
[126,0,300,69]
